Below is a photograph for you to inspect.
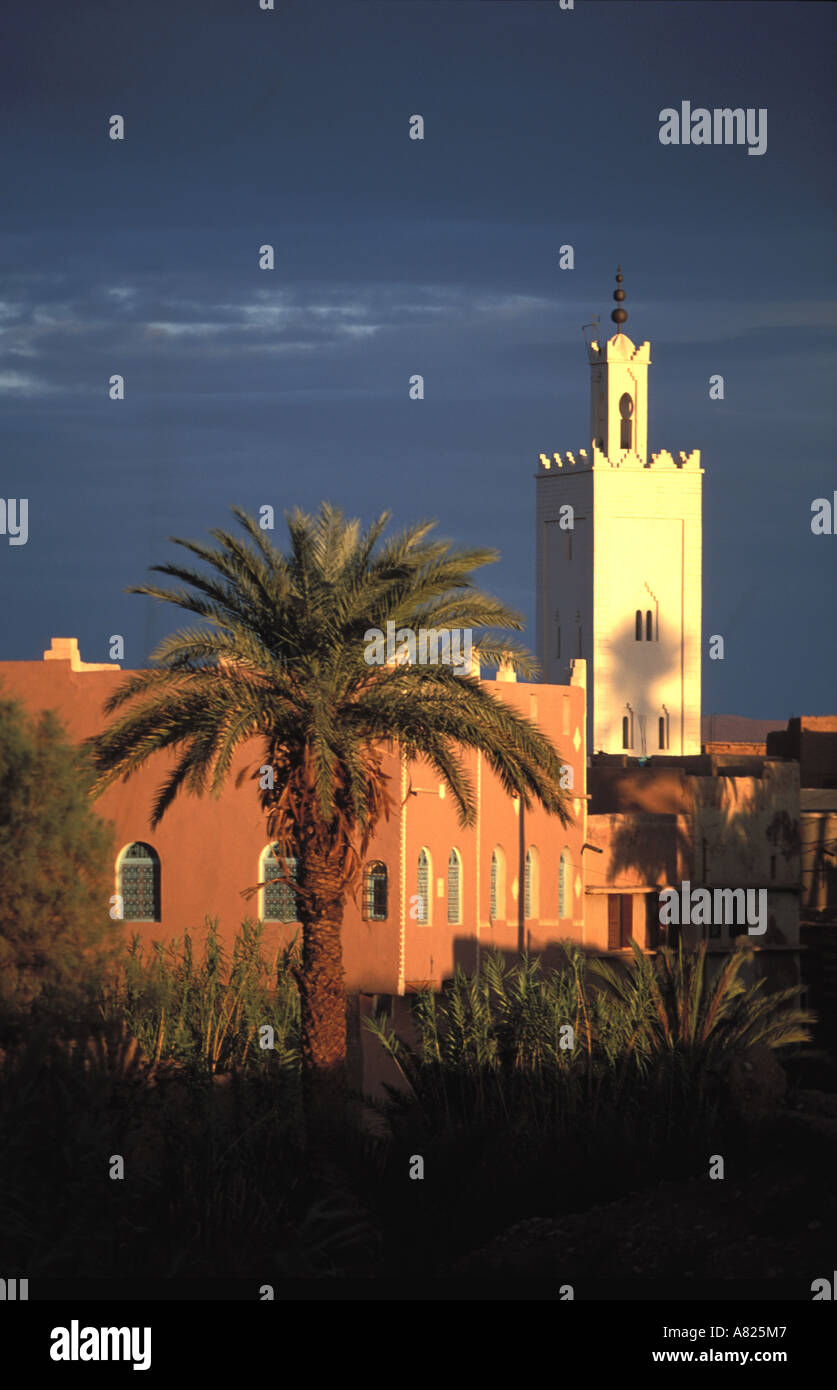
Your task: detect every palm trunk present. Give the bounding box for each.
[296,840,348,1117]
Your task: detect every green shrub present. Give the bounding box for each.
[0,695,117,1029]
[99,917,301,1075]
[365,941,815,1151]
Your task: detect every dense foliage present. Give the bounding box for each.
[0,928,820,1279]
[0,695,116,1023]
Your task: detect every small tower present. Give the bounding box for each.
[536,269,703,756]
[588,267,651,464]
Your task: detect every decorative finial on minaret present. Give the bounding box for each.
[611,265,628,332]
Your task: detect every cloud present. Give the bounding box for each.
[0,270,834,399]
[0,369,56,396]
[144,322,230,338]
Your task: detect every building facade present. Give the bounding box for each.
[0,639,591,997]
[767,717,837,1042]
[585,756,801,990]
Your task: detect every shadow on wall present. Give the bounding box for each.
[605,811,690,887]
[603,769,801,948]
[590,616,683,756]
[804,814,837,914]
[452,935,617,979]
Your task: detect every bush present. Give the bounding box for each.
[98,917,302,1075]
[360,942,817,1256]
[0,695,117,1027]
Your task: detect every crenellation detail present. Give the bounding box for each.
[538,450,597,472]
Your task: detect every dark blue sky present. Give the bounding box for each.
[1,0,834,720]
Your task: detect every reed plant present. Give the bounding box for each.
[365,940,815,1144]
[98,917,301,1075]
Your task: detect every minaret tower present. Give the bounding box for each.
[536,269,703,756]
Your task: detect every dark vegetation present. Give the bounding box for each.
[0,917,831,1284]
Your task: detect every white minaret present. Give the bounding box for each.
[536,269,703,757]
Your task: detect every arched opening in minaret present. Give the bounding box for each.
[646,609,653,641]
[619,393,634,450]
[622,715,630,749]
[635,610,643,641]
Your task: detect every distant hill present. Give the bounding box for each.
[701,714,788,744]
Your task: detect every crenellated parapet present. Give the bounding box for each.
[540,444,700,472]
[538,449,592,471]
[648,448,702,470]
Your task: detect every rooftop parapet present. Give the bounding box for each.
[42,637,121,672]
[541,445,700,472]
[648,448,702,470]
[537,449,592,471]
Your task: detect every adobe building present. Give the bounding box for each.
[666,713,837,1029]
[767,717,837,1044]
[0,638,592,987]
[0,638,595,1093]
[767,717,837,791]
[584,756,802,991]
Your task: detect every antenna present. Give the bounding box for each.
[581,314,600,357]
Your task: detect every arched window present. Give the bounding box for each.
[646,609,653,641]
[559,848,572,920]
[525,847,539,919]
[417,848,431,926]
[659,716,666,750]
[447,848,462,925]
[635,609,643,641]
[489,848,505,923]
[118,842,160,922]
[363,861,388,921]
[619,392,634,450]
[261,846,298,923]
[622,715,630,749]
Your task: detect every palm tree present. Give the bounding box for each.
[87,505,573,1115]
[590,939,814,1075]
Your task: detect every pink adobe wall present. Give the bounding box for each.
[400,680,587,986]
[0,658,289,961]
[0,658,587,994]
